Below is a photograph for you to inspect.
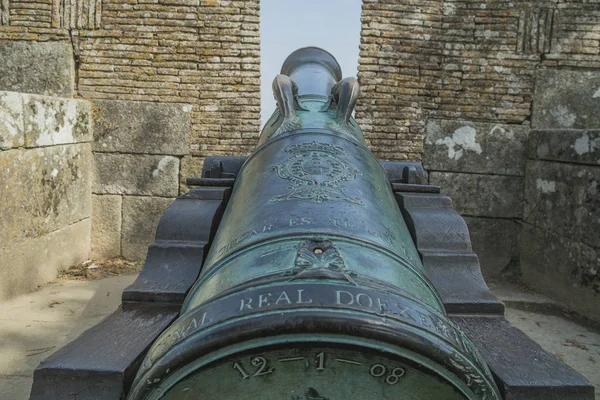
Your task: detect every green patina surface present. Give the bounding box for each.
[127,48,501,400]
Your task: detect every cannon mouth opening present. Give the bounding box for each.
[135,339,475,400]
[280,47,343,98]
[281,47,342,82]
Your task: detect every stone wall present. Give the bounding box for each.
[423,120,527,277]
[358,0,600,161]
[91,99,192,261]
[356,0,600,162]
[0,0,261,264]
[0,0,261,175]
[357,0,444,161]
[522,130,600,321]
[521,69,600,321]
[358,0,600,287]
[0,91,92,300]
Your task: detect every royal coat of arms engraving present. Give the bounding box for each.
[271,141,364,205]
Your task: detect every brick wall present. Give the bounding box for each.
[357,0,600,162]
[0,0,261,159]
[0,0,261,263]
[357,0,444,161]
[358,0,599,312]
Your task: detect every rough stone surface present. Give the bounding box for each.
[429,172,524,218]
[0,144,92,245]
[524,160,600,248]
[121,196,174,261]
[0,219,91,300]
[533,70,600,130]
[424,120,530,176]
[1,91,92,150]
[0,89,93,300]
[22,94,92,147]
[0,91,24,149]
[464,217,521,278]
[91,195,122,259]
[0,41,74,98]
[92,100,192,155]
[521,126,600,324]
[528,129,600,166]
[521,224,600,322]
[179,155,204,194]
[93,153,180,197]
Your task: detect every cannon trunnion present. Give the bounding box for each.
[30,48,594,400]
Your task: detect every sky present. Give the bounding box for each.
[260,0,363,125]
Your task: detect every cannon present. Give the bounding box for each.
[30,48,594,400]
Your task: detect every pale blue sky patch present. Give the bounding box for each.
[260,0,362,125]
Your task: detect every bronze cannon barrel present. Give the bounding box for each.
[127,48,501,400]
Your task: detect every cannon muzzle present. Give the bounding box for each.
[127,47,501,400]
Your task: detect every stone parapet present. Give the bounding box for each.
[90,99,192,260]
[424,120,530,176]
[0,91,92,300]
[91,194,122,260]
[92,100,192,155]
[524,159,599,248]
[521,129,599,320]
[528,129,600,166]
[93,153,180,197]
[424,119,529,277]
[521,224,599,322]
[0,219,91,300]
[429,172,524,219]
[0,41,73,98]
[0,91,92,150]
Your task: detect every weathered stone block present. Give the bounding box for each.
[464,217,520,278]
[121,196,174,261]
[91,195,122,259]
[521,224,600,322]
[23,94,92,147]
[93,153,180,197]
[429,172,524,218]
[0,144,92,244]
[424,120,530,176]
[524,160,600,248]
[179,155,204,194]
[532,69,600,130]
[0,91,24,149]
[528,129,600,166]
[0,41,74,98]
[0,219,91,301]
[92,100,192,155]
